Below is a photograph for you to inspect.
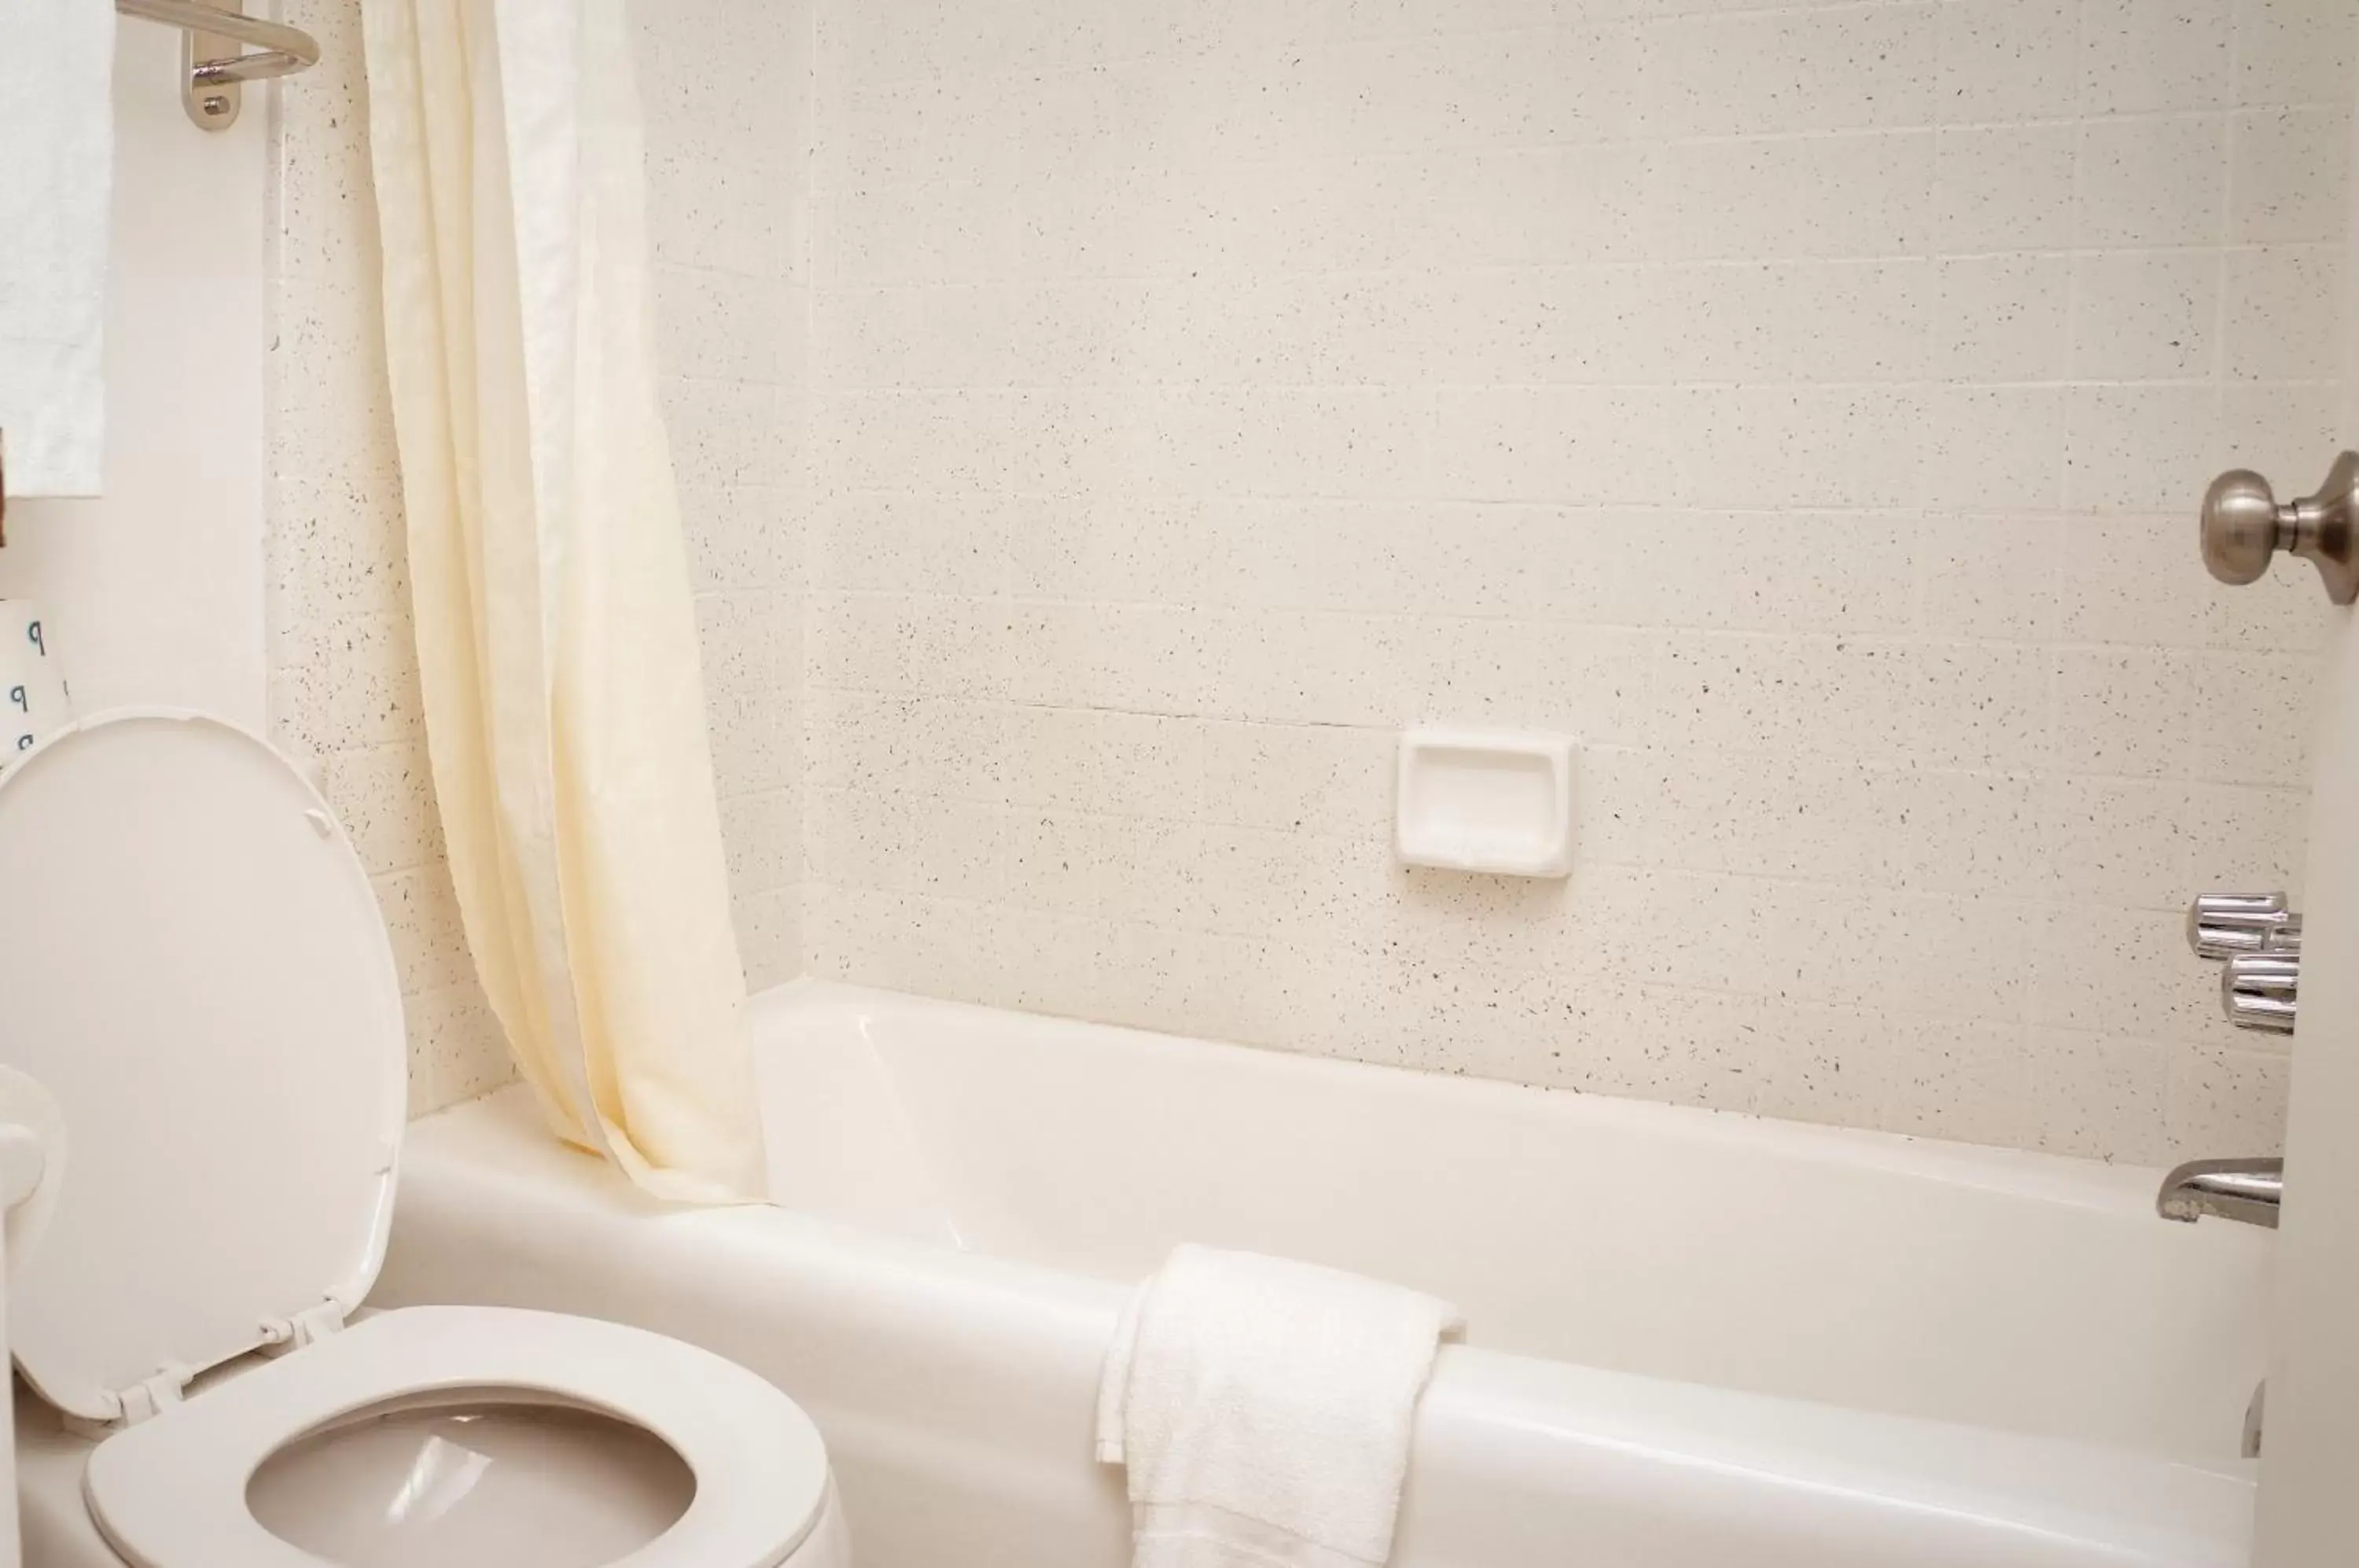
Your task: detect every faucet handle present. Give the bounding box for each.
[2188,892,2295,959]
[2225,951,2300,1034]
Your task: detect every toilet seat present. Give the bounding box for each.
[0,712,839,1568]
[84,1305,832,1568]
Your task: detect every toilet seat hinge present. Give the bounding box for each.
[258,1297,348,1354]
[71,1368,189,1435]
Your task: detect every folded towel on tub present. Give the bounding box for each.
[1095,1243,1464,1568]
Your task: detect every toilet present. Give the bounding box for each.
[0,710,848,1568]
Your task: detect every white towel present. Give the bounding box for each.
[1096,1245,1464,1568]
[0,0,116,497]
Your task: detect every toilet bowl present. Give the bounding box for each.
[0,711,848,1568]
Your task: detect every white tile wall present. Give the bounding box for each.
[640,0,811,991]
[258,0,2342,1158]
[266,0,811,1113]
[804,0,2354,1161]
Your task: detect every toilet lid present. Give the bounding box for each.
[0,710,407,1422]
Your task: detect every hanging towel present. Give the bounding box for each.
[1096,1244,1464,1568]
[0,0,115,497]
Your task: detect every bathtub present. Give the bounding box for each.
[377,981,2269,1568]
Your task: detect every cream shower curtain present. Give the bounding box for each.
[359,0,766,1202]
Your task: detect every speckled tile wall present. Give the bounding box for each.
[802,0,2353,1161]
[265,0,811,1114]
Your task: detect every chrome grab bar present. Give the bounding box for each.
[114,0,320,131]
[2157,1158,2284,1228]
[116,0,319,80]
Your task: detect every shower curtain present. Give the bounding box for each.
[359,0,767,1202]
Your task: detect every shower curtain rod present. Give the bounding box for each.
[114,0,320,131]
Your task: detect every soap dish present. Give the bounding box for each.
[1395,729,1575,878]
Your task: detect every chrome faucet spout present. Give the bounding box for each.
[2157,1158,2284,1228]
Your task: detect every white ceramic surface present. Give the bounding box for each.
[16,1361,856,1568]
[245,1401,696,1568]
[83,1307,833,1568]
[1393,727,1575,876]
[379,980,2266,1568]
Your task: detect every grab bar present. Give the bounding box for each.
[114,0,320,131]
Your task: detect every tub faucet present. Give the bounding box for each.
[2156,1158,2284,1228]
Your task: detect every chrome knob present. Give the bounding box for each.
[2202,472,2283,584]
[2188,892,2297,959]
[2224,951,2299,1034]
[2199,451,2359,604]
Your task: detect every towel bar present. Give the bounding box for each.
[114,0,319,132]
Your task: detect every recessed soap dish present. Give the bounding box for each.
[1395,729,1575,878]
